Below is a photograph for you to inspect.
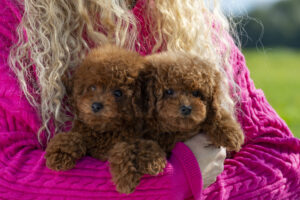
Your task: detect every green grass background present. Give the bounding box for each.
[243,48,300,138]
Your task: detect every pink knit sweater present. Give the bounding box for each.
[0,0,300,199]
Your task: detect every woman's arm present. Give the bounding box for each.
[201,44,300,200]
[0,1,203,199]
[232,45,294,141]
[0,130,202,199]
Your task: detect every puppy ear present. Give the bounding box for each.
[142,63,158,120]
[132,70,145,120]
[203,72,244,152]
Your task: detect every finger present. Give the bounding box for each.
[218,147,226,160]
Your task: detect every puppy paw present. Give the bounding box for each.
[136,140,167,175]
[46,152,76,171]
[213,129,244,152]
[45,132,86,171]
[225,131,244,152]
[139,155,166,175]
[109,141,142,194]
[114,172,142,194]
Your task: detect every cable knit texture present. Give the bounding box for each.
[0,0,299,199]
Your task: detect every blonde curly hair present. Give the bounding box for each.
[9,0,240,145]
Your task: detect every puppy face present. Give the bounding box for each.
[69,46,144,132]
[145,53,218,133]
[156,86,207,133]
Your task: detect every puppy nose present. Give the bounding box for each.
[91,102,103,113]
[180,105,192,116]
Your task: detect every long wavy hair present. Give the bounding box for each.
[9,0,241,145]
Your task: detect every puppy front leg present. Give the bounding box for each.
[208,111,244,152]
[108,139,167,194]
[136,139,167,175]
[108,141,142,194]
[45,132,87,171]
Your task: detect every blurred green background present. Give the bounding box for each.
[243,49,300,138]
[224,0,300,137]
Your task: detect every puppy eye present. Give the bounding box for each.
[192,90,204,99]
[90,85,96,91]
[113,89,123,97]
[165,89,174,96]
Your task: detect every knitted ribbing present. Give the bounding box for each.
[201,44,300,199]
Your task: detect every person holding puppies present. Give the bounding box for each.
[0,0,299,199]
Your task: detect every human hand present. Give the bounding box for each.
[184,133,226,189]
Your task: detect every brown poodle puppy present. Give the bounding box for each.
[141,52,244,155]
[45,45,166,194]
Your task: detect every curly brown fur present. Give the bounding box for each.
[45,131,86,171]
[108,139,166,194]
[45,45,166,194]
[141,52,244,155]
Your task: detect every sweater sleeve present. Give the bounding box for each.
[0,130,201,199]
[0,1,202,199]
[201,43,300,200]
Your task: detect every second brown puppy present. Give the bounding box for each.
[141,52,244,156]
